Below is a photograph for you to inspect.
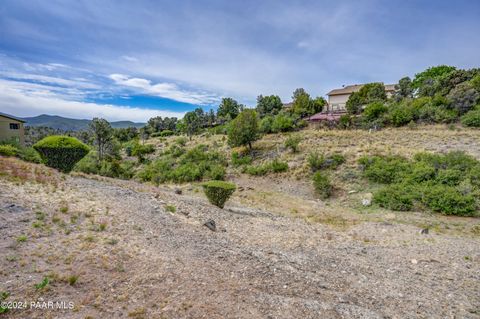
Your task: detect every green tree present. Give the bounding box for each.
[436,68,480,96]
[346,83,386,114]
[363,102,388,122]
[412,65,456,89]
[308,96,326,115]
[291,88,325,117]
[227,109,259,150]
[113,127,138,142]
[292,88,311,117]
[217,98,241,121]
[364,83,387,101]
[395,77,413,99]
[207,109,216,127]
[346,92,363,114]
[183,111,201,140]
[412,65,458,97]
[256,95,283,117]
[147,116,178,133]
[447,82,480,114]
[89,118,114,161]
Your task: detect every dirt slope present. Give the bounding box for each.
[1,174,479,318]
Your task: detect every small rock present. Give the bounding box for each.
[361,198,371,206]
[420,228,429,235]
[4,204,27,213]
[411,259,418,264]
[203,219,216,232]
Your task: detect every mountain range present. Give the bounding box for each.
[22,114,145,131]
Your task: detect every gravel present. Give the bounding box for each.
[0,175,479,318]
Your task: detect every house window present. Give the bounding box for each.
[9,123,19,130]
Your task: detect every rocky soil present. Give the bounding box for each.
[1,174,480,319]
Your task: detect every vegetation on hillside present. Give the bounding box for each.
[343,66,480,129]
[2,64,480,217]
[360,151,480,216]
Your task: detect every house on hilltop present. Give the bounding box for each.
[0,112,26,146]
[326,83,396,113]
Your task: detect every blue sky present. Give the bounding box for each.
[0,0,479,121]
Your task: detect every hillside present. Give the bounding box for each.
[0,158,479,318]
[23,114,145,130]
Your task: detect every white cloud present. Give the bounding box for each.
[121,55,138,62]
[1,71,100,89]
[109,73,218,105]
[0,80,184,122]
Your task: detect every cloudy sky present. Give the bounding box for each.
[1,0,479,121]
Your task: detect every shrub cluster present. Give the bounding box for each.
[202,180,236,208]
[357,96,470,129]
[312,172,332,199]
[131,142,155,162]
[260,113,297,133]
[284,134,302,153]
[308,152,345,171]
[75,152,135,179]
[0,141,42,163]
[243,158,288,176]
[0,145,19,157]
[231,152,253,167]
[461,109,480,127]
[138,144,227,184]
[361,151,479,215]
[33,136,90,173]
[151,130,174,137]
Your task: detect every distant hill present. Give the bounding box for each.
[23,114,145,131]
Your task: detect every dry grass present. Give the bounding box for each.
[0,156,61,186]
[164,125,480,234]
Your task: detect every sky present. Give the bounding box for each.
[0,0,479,122]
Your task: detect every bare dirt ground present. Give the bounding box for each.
[1,164,480,318]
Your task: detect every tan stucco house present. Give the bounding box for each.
[326,83,396,112]
[0,112,26,146]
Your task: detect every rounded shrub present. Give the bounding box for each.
[312,172,332,199]
[202,180,236,208]
[433,108,458,124]
[422,185,476,216]
[33,136,90,173]
[270,159,288,172]
[259,116,274,134]
[362,102,388,122]
[284,134,302,153]
[461,109,480,127]
[271,114,294,133]
[410,162,436,183]
[373,184,415,211]
[159,130,174,137]
[0,145,19,157]
[388,105,414,127]
[360,155,412,184]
